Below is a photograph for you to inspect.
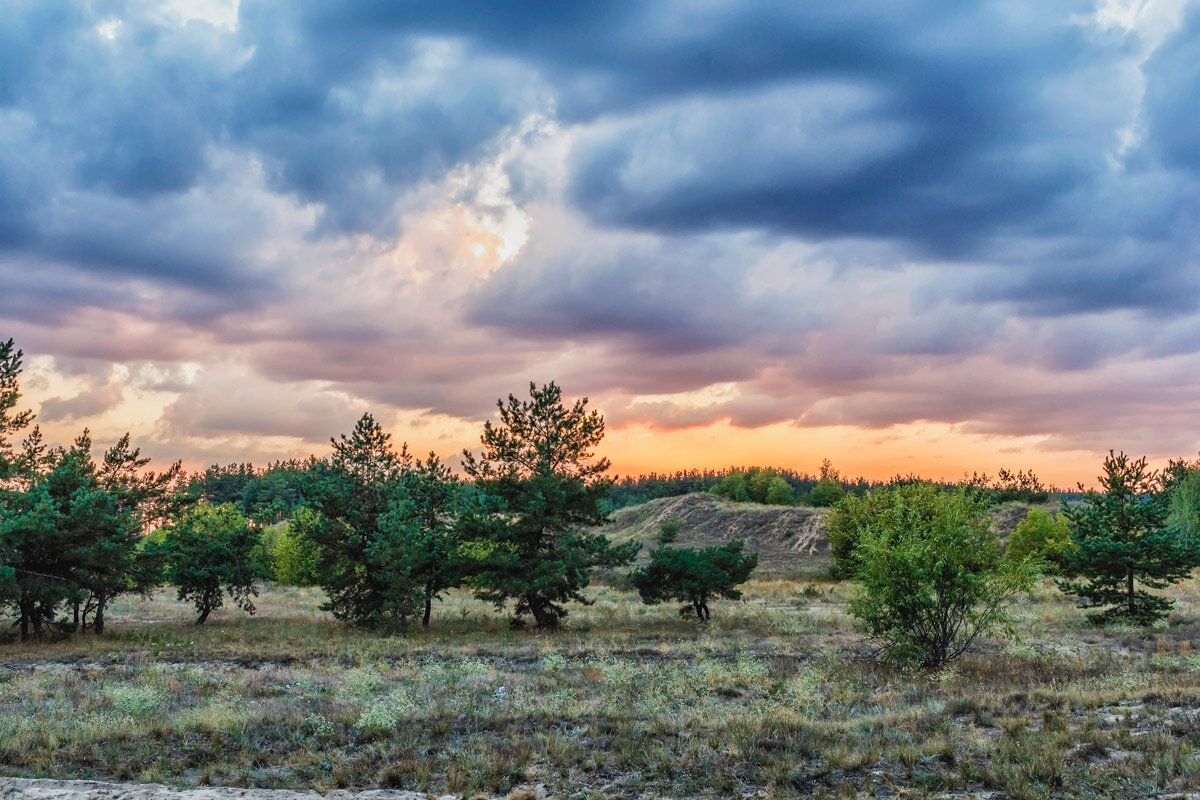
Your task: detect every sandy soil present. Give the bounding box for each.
[0,779,457,800]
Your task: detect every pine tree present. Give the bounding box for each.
[0,338,34,483]
[377,453,463,629]
[462,382,640,629]
[305,413,415,627]
[1060,451,1196,625]
[632,540,758,620]
[161,503,260,625]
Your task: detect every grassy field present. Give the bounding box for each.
[4,570,1200,799]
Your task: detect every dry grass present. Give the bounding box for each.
[3,575,1200,798]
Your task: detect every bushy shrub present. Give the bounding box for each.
[808,478,844,507]
[657,515,683,544]
[712,470,750,502]
[1007,507,1074,575]
[712,467,796,504]
[849,483,1040,668]
[272,510,322,586]
[825,492,882,579]
[765,475,795,506]
[161,503,261,625]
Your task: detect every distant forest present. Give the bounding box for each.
[189,458,1067,524]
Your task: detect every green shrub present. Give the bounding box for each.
[657,515,683,544]
[1007,507,1074,574]
[808,478,845,507]
[765,475,795,506]
[162,503,261,625]
[849,483,1040,668]
[273,510,322,586]
[825,492,880,579]
[712,471,750,502]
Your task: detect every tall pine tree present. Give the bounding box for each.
[305,413,415,627]
[462,382,640,629]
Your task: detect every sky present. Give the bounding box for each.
[3,0,1200,487]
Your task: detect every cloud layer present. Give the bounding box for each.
[2,0,1200,479]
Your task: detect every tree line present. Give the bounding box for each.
[0,339,756,639]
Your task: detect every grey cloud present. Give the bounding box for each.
[38,379,125,423]
[467,235,808,357]
[1143,9,1200,173]
[161,377,362,441]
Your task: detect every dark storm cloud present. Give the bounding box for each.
[466,237,803,357]
[273,0,1125,262]
[1143,7,1200,173]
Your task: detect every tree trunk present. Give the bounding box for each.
[423,591,432,630]
[18,599,31,642]
[527,596,553,630]
[73,600,80,631]
[1128,567,1135,617]
[93,597,106,636]
[196,605,211,625]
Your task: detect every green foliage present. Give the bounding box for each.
[1007,508,1074,575]
[1060,451,1196,626]
[712,470,750,502]
[1167,468,1200,555]
[965,468,1050,504]
[765,475,795,506]
[161,503,260,625]
[631,540,758,620]
[303,416,465,628]
[746,469,778,504]
[712,467,804,505]
[848,483,1040,668]
[189,459,319,525]
[0,404,186,638]
[825,491,884,579]
[376,452,465,628]
[0,338,34,482]
[808,478,844,507]
[462,382,640,629]
[272,511,322,586]
[304,413,414,627]
[657,515,683,544]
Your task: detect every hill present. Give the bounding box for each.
[601,493,829,575]
[600,493,1055,576]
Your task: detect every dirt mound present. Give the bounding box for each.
[602,493,829,574]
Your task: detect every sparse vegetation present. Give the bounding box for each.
[4,579,1200,799]
[5,336,1200,797]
